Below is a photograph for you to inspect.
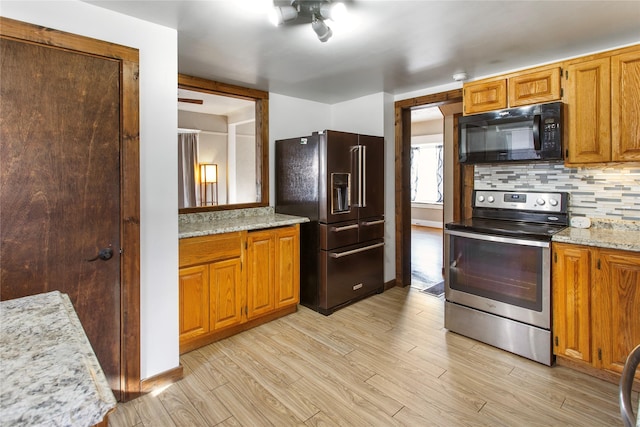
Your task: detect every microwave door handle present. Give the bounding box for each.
[533,114,542,151]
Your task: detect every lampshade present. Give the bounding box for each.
[200,163,217,183]
[311,17,332,43]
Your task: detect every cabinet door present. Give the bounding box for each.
[246,230,275,319]
[509,67,562,107]
[553,243,592,362]
[210,258,243,330]
[596,250,640,377]
[564,57,611,163]
[275,226,300,308]
[463,79,507,115]
[611,50,640,162]
[179,265,210,344]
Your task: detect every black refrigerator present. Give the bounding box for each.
[276,130,385,315]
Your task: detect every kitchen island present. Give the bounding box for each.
[0,291,116,427]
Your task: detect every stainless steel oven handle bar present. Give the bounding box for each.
[444,229,550,248]
[329,242,384,258]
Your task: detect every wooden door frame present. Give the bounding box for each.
[394,89,463,287]
[0,17,141,401]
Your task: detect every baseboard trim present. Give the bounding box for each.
[140,365,184,394]
[384,279,398,290]
[411,219,443,228]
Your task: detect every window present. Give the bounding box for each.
[411,143,443,203]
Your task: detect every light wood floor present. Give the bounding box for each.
[109,286,626,427]
[411,225,443,289]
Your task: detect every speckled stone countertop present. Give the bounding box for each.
[552,219,640,252]
[179,206,309,239]
[0,291,116,426]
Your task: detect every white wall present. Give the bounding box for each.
[1,1,180,380]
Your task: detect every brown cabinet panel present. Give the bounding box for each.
[179,232,242,267]
[246,230,276,319]
[596,250,640,378]
[553,243,592,363]
[210,258,243,330]
[275,226,300,308]
[564,57,612,163]
[463,79,507,115]
[179,265,210,344]
[611,50,640,162]
[509,67,562,107]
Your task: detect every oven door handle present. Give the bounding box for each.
[444,229,550,248]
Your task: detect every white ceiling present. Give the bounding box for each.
[86,0,640,104]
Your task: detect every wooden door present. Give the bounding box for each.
[274,226,300,308]
[0,36,124,393]
[552,243,592,363]
[179,265,210,344]
[596,249,640,378]
[564,57,611,163]
[246,229,275,318]
[611,49,640,162]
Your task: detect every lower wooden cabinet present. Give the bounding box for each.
[178,225,300,353]
[246,226,300,319]
[553,243,640,383]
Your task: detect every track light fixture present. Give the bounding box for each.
[269,1,347,43]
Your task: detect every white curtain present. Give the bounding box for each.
[178,132,199,208]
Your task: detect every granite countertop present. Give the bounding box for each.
[0,291,116,427]
[552,219,640,252]
[179,206,309,239]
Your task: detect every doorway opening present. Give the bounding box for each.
[394,89,466,291]
[409,107,445,294]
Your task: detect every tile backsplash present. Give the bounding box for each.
[475,163,640,221]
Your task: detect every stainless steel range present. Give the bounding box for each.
[444,189,569,365]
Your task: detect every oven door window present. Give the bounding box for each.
[448,234,543,311]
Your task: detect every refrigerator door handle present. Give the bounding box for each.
[329,242,384,258]
[360,145,366,208]
[331,224,359,232]
[361,219,385,226]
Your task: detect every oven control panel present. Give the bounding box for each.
[474,190,566,212]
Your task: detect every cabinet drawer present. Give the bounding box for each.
[179,232,242,267]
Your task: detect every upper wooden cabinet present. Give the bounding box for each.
[463,79,507,115]
[463,66,561,115]
[611,49,640,162]
[509,67,562,107]
[178,225,300,354]
[552,243,640,384]
[564,44,640,164]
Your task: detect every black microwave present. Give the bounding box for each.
[459,101,563,164]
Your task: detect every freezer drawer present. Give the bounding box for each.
[359,217,385,242]
[319,240,384,314]
[320,220,359,250]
